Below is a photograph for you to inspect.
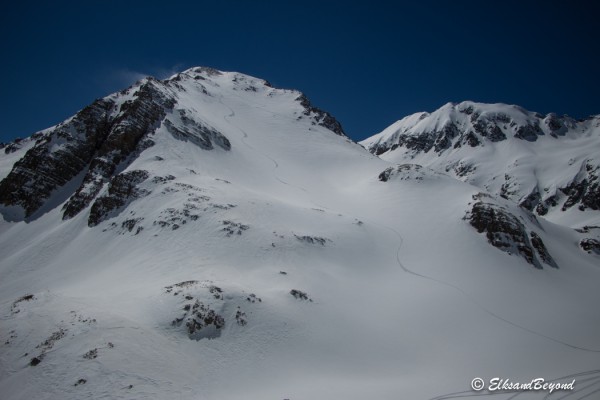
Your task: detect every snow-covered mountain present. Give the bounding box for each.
[361,101,600,228]
[1,71,600,400]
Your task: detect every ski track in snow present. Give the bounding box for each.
[269,184,600,400]
[220,97,309,194]
[2,70,599,400]
[376,223,600,354]
[368,210,600,400]
[223,95,600,356]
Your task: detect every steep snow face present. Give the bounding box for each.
[1,75,600,400]
[361,101,600,228]
[0,67,348,222]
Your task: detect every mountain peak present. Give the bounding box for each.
[362,101,593,157]
[0,67,347,223]
[2,76,600,400]
[361,101,600,227]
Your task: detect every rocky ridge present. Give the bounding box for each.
[0,67,346,224]
[361,101,600,225]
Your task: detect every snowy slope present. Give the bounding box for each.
[361,101,600,228]
[1,72,600,400]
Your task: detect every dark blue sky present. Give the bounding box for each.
[1,1,598,143]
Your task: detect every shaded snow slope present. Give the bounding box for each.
[1,74,600,400]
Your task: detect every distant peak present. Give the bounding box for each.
[361,101,599,157]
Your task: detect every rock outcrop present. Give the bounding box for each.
[467,201,558,269]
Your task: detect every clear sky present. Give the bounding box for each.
[1,0,598,143]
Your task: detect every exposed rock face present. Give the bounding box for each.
[472,117,507,142]
[296,94,346,136]
[518,189,542,211]
[378,167,396,182]
[544,113,568,136]
[363,102,561,158]
[362,102,600,221]
[164,281,262,341]
[0,78,175,221]
[62,79,175,220]
[378,164,441,183]
[0,98,116,218]
[560,161,600,212]
[179,300,225,339]
[88,170,150,227]
[290,289,311,301]
[467,202,558,269]
[371,128,458,156]
[163,109,230,151]
[294,235,329,246]
[529,231,558,268]
[2,136,38,154]
[1,68,348,225]
[580,238,600,255]
[513,122,544,141]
